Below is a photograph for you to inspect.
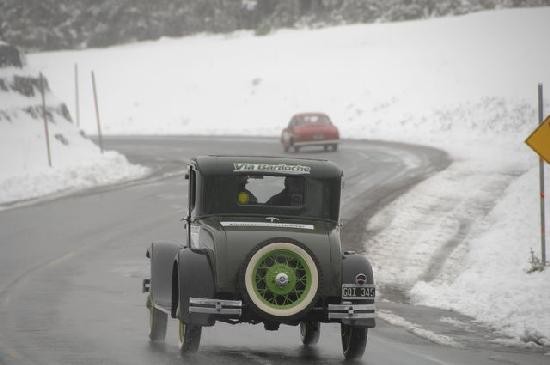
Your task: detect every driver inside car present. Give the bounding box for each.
[237,175,258,205]
[266,176,303,206]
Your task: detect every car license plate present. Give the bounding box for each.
[342,284,375,299]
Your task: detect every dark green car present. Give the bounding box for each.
[143,155,376,359]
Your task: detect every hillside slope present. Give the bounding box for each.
[0,43,147,206]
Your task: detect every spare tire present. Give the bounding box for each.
[240,241,320,320]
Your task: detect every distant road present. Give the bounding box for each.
[0,136,545,364]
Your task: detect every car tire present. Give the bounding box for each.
[300,321,320,346]
[332,144,338,152]
[294,146,301,152]
[323,145,329,152]
[341,324,367,360]
[179,320,202,353]
[147,295,167,342]
[284,145,289,152]
[240,240,321,321]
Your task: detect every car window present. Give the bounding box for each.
[202,174,340,221]
[240,175,304,206]
[293,115,331,126]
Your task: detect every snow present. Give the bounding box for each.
[0,67,148,206]
[21,7,550,345]
[378,310,462,347]
[410,167,550,345]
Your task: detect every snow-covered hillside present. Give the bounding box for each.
[0,45,148,206]
[27,8,550,345]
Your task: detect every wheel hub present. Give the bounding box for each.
[275,272,289,287]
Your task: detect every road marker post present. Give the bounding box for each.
[525,83,548,269]
[538,84,547,267]
[91,71,104,153]
[39,72,52,167]
[74,63,80,128]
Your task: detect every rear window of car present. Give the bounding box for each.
[237,175,305,206]
[292,114,331,126]
[202,174,340,221]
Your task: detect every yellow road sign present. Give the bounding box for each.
[526,115,550,163]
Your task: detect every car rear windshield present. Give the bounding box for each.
[293,114,331,126]
[202,174,340,221]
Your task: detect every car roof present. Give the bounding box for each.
[191,155,343,178]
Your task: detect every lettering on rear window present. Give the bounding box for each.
[233,163,311,175]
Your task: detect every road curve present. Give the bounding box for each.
[0,137,546,365]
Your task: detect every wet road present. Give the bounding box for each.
[0,137,546,364]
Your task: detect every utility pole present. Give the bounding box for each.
[39,72,52,167]
[538,83,546,266]
[91,71,104,153]
[74,63,80,128]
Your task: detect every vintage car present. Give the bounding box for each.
[281,113,340,153]
[143,156,375,359]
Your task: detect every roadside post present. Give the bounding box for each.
[74,63,80,128]
[91,71,104,153]
[39,72,52,167]
[525,83,549,269]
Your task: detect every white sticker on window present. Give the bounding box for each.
[233,163,311,175]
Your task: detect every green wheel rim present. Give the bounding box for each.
[178,321,185,344]
[146,296,153,329]
[252,249,312,309]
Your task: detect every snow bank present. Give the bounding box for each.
[0,62,148,206]
[410,167,550,345]
[378,310,462,347]
[25,8,550,343]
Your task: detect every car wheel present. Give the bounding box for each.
[179,320,202,353]
[332,144,338,152]
[294,146,301,152]
[300,321,320,346]
[341,324,367,360]
[147,295,167,342]
[240,241,320,321]
[323,145,329,152]
[283,144,289,152]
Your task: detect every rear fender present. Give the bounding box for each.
[148,241,182,311]
[174,248,216,326]
[342,254,374,285]
[341,253,376,328]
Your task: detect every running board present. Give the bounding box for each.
[189,298,242,316]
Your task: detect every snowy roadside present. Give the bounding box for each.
[378,310,462,348]
[409,166,550,346]
[0,148,148,207]
[367,145,550,346]
[0,61,149,207]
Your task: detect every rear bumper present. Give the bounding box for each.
[328,302,375,321]
[184,297,375,328]
[293,139,339,147]
[189,298,242,316]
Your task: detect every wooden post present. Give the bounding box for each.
[91,71,104,153]
[74,63,80,128]
[538,83,546,266]
[39,72,52,167]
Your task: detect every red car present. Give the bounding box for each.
[281,113,340,152]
